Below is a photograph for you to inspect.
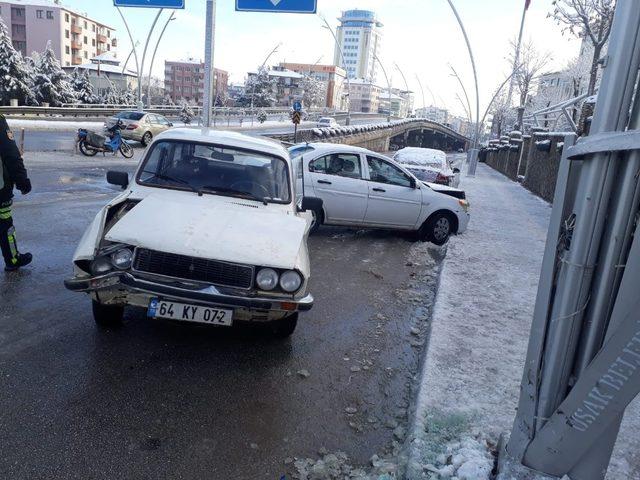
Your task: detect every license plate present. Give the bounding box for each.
[148,299,233,326]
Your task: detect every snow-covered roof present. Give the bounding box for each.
[65,61,137,77]
[91,51,119,64]
[154,128,289,161]
[249,69,303,79]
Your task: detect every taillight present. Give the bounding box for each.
[126,124,138,130]
[435,173,450,184]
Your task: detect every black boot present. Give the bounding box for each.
[5,252,33,271]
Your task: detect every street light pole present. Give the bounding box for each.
[394,63,411,117]
[449,64,473,129]
[116,7,141,108]
[446,0,480,149]
[139,8,164,107]
[202,0,217,127]
[373,54,392,123]
[146,11,176,108]
[320,16,351,125]
[414,75,427,112]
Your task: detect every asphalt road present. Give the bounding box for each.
[0,151,445,479]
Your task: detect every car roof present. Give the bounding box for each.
[153,128,290,160]
[300,142,383,157]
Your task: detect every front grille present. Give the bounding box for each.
[133,248,254,289]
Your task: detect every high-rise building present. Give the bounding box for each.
[0,0,117,67]
[333,9,383,82]
[164,58,229,105]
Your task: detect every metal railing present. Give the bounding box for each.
[524,92,592,133]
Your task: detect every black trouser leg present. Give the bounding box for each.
[0,200,19,267]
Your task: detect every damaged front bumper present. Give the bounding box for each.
[64,271,313,321]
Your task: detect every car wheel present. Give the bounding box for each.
[272,313,298,338]
[141,131,152,146]
[92,300,124,328]
[421,212,454,246]
[309,208,323,234]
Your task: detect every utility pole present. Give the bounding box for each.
[202,0,217,127]
[506,1,640,478]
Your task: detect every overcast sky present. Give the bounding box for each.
[62,0,582,117]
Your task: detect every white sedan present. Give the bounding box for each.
[64,129,322,337]
[393,147,460,188]
[290,143,470,245]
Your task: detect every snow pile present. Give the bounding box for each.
[292,450,400,480]
[424,436,494,480]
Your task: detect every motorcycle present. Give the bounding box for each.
[77,120,134,159]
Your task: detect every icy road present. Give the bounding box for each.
[0,150,447,479]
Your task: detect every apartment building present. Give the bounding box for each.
[333,9,383,82]
[246,66,304,107]
[0,0,117,66]
[348,78,382,113]
[279,62,346,109]
[416,105,450,124]
[164,58,229,105]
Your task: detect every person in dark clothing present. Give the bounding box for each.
[0,114,32,271]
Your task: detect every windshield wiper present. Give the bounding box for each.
[140,171,201,194]
[200,185,270,205]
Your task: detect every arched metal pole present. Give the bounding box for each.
[449,64,473,129]
[146,11,176,107]
[121,43,137,75]
[116,7,141,107]
[394,63,411,116]
[414,75,427,111]
[446,0,480,147]
[480,70,518,128]
[320,15,351,124]
[456,93,471,121]
[139,8,164,107]
[373,53,392,122]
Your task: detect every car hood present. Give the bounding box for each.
[104,192,307,270]
[424,182,466,200]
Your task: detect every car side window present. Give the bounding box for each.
[309,154,362,179]
[367,156,412,187]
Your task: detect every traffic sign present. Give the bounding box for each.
[236,0,317,14]
[293,101,302,112]
[113,0,185,8]
[292,111,301,125]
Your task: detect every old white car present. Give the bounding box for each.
[290,143,470,245]
[64,129,322,337]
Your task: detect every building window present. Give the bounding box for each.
[46,10,53,19]
[84,36,87,44]
[107,30,110,37]
[36,10,43,18]
[84,51,88,59]
[65,46,69,54]
[84,20,87,28]
[65,13,69,22]
[65,29,69,38]
[13,7,24,17]
[92,39,95,46]
[92,24,95,32]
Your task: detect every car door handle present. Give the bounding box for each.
[317,180,332,185]
[372,187,386,192]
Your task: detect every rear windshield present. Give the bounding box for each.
[116,111,145,120]
[288,145,315,159]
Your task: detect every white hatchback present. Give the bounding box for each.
[290,143,470,245]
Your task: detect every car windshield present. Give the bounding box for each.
[288,145,315,159]
[115,111,145,120]
[137,140,291,203]
[407,168,437,182]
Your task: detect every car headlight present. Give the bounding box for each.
[256,268,279,291]
[111,248,133,270]
[279,270,302,293]
[90,256,112,275]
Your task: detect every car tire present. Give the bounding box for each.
[141,131,152,146]
[272,313,298,338]
[420,212,454,246]
[92,300,124,328]
[309,208,323,234]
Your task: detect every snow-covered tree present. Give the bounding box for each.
[508,40,551,128]
[119,86,136,105]
[302,74,326,109]
[550,0,615,96]
[101,82,121,105]
[179,101,194,124]
[71,68,98,104]
[0,19,37,105]
[238,66,276,108]
[33,42,76,106]
[256,109,268,124]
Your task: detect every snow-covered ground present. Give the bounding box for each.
[405,163,640,480]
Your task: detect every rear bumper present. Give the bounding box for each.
[64,272,313,316]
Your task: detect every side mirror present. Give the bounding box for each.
[410,177,417,189]
[107,170,129,189]
[453,167,461,174]
[299,196,323,212]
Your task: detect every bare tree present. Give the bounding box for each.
[509,40,551,129]
[550,0,616,96]
[490,90,515,138]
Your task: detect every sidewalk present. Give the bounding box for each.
[405,164,639,479]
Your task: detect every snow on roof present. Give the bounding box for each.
[66,61,137,77]
[155,128,290,160]
[393,147,447,168]
[92,51,119,63]
[249,69,303,79]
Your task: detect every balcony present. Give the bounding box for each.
[97,34,107,44]
[71,40,82,50]
[72,56,83,65]
[71,24,82,34]
[111,38,117,47]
